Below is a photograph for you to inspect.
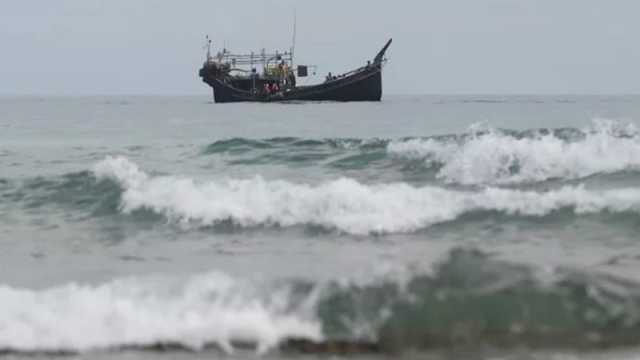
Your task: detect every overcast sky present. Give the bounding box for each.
[2,0,640,95]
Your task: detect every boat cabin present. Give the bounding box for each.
[203,39,305,95]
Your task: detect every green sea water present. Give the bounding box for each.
[2,95,640,359]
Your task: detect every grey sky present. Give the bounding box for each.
[2,0,640,95]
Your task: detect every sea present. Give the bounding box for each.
[2,94,640,359]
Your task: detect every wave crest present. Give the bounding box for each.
[4,249,640,354]
[388,120,640,185]
[94,156,640,235]
[0,273,320,354]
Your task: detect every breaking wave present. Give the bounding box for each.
[3,249,640,355]
[388,120,640,185]
[198,120,640,186]
[0,272,320,355]
[94,156,640,235]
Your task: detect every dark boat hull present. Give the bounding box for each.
[199,39,392,103]
[200,64,383,103]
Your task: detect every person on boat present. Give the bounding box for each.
[326,72,332,82]
[282,63,289,84]
[263,83,271,94]
[288,72,296,88]
[278,61,285,77]
[272,83,280,92]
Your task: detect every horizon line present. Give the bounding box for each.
[2,93,640,98]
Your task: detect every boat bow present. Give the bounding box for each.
[374,38,393,64]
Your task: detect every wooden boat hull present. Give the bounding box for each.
[200,64,382,103]
[198,39,391,103]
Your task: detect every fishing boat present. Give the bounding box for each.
[198,38,392,103]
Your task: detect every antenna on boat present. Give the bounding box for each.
[290,8,297,65]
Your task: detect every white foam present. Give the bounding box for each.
[388,120,640,185]
[0,272,320,354]
[94,156,640,235]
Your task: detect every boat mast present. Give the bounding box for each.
[290,9,297,66]
[205,35,212,62]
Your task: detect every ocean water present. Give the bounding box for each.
[3,95,640,359]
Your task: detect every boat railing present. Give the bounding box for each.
[210,50,294,67]
[324,58,386,82]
